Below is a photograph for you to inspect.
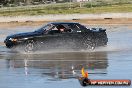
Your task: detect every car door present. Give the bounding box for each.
[37,29,80,50]
[64,23,94,49]
[58,23,85,49]
[38,32,62,50]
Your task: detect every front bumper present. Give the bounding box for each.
[4,39,18,48]
[4,38,27,48]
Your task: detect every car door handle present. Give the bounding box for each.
[77,31,81,32]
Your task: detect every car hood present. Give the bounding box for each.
[7,31,42,39]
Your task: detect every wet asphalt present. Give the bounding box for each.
[0,25,132,88]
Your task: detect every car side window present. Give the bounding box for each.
[67,24,82,33]
[48,24,72,34]
[48,26,60,34]
[56,24,72,33]
[54,24,72,33]
[73,23,88,33]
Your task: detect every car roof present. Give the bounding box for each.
[49,22,79,25]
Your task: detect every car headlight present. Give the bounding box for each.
[9,38,17,42]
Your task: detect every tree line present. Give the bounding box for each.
[0,0,70,6]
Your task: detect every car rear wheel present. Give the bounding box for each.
[86,41,95,50]
[24,40,35,52]
[82,40,96,50]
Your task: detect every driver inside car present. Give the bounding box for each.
[59,27,65,32]
[56,25,66,33]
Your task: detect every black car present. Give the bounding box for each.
[4,22,108,52]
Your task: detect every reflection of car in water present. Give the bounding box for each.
[4,22,108,52]
[6,52,108,79]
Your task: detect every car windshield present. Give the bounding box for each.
[35,24,53,32]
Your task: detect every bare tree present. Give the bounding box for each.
[24,0,32,5]
[0,0,10,5]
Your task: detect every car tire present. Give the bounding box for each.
[24,40,35,52]
[83,40,96,50]
[87,42,95,50]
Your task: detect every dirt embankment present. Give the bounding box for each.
[0,13,132,28]
[0,18,132,28]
